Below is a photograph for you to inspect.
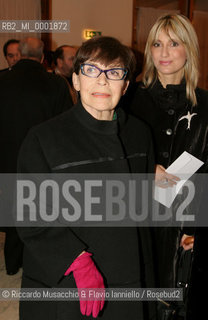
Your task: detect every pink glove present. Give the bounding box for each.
[65,252,105,318]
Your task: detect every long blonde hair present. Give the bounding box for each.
[143,14,199,106]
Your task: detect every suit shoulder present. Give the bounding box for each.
[29,105,76,136]
[43,70,68,85]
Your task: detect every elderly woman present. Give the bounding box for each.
[130,14,208,319]
[17,36,155,319]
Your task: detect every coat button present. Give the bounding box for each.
[166,129,173,135]
[168,109,175,115]
[163,152,169,158]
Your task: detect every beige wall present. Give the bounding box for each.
[0,0,41,69]
[51,0,133,50]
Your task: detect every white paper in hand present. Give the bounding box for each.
[154,151,204,207]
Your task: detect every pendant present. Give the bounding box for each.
[178,111,197,130]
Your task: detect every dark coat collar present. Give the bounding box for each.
[73,101,126,135]
[148,79,187,110]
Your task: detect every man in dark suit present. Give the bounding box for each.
[0,39,20,72]
[53,45,77,104]
[0,37,73,275]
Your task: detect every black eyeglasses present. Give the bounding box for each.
[80,63,128,80]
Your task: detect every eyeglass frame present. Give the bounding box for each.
[80,63,128,81]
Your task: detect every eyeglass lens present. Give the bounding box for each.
[81,64,127,80]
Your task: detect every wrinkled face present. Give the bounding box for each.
[6,43,21,67]
[73,60,129,120]
[151,29,187,84]
[58,47,76,77]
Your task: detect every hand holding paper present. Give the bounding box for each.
[155,164,180,188]
[154,151,204,207]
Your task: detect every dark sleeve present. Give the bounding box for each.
[197,88,208,173]
[147,129,155,174]
[201,141,208,173]
[17,130,87,287]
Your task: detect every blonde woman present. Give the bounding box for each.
[130,13,208,319]
[131,13,208,173]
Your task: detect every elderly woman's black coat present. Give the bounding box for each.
[17,102,156,320]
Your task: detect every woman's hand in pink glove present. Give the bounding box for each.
[65,252,105,318]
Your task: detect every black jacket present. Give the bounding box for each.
[17,102,156,320]
[130,80,208,318]
[130,80,208,171]
[0,58,73,275]
[0,59,73,173]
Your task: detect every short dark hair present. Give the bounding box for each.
[73,36,136,81]
[53,46,65,66]
[3,39,20,56]
[53,45,75,66]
